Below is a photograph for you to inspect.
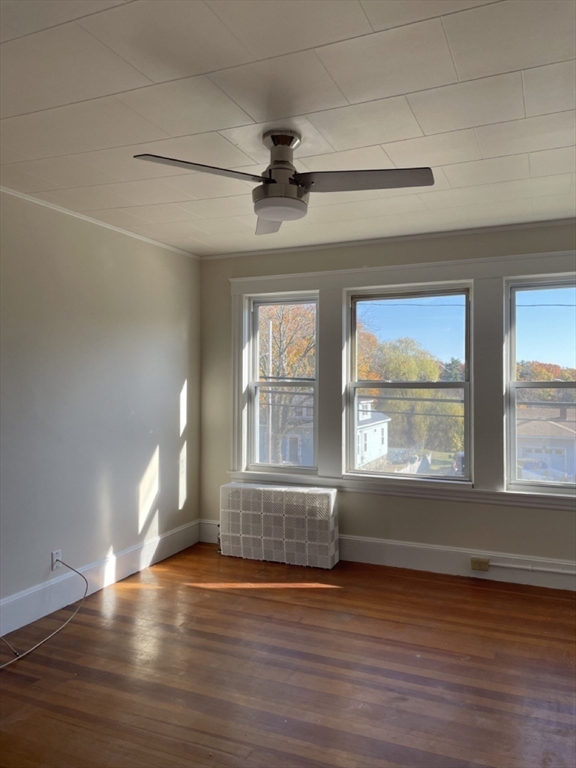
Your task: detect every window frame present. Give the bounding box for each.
[246,294,319,472]
[345,286,472,482]
[506,277,576,494]
[230,250,575,509]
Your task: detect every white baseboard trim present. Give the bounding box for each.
[200,518,220,544]
[199,519,574,590]
[339,535,576,591]
[0,520,200,636]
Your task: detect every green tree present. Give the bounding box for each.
[440,357,465,382]
[369,339,445,450]
[373,337,441,382]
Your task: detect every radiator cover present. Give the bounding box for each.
[220,483,338,569]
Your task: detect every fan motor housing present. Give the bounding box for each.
[253,129,309,221]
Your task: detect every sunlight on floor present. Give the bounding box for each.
[185,582,342,589]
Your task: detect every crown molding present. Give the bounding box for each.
[3,185,573,265]
[0,186,200,261]
[203,217,575,261]
[228,247,575,285]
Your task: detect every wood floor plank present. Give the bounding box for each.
[1,543,574,768]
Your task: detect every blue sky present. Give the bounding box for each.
[515,286,576,369]
[357,287,576,368]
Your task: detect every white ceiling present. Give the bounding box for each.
[0,0,574,258]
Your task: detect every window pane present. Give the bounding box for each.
[515,388,575,484]
[514,286,576,381]
[257,302,316,380]
[356,293,466,382]
[256,386,314,466]
[354,388,466,478]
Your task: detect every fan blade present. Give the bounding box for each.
[134,154,271,184]
[255,218,282,235]
[293,167,434,193]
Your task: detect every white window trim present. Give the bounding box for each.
[244,293,319,473]
[505,277,576,495]
[231,250,576,510]
[345,285,471,482]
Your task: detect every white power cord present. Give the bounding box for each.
[0,559,89,670]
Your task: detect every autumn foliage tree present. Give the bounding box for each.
[256,304,572,467]
[356,322,380,381]
[517,360,575,383]
[258,303,316,463]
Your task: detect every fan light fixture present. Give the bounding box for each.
[254,197,307,221]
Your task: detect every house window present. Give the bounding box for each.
[349,290,469,479]
[508,283,575,488]
[358,400,372,420]
[250,298,317,468]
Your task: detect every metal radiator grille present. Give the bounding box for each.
[220,483,338,569]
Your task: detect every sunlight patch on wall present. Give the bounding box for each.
[140,510,159,570]
[179,441,187,510]
[180,380,187,436]
[138,445,159,533]
[103,545,116,588]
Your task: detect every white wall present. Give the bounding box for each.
[0,192,201,612]
[200,222,576,566]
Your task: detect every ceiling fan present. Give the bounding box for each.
[134,130,434,235]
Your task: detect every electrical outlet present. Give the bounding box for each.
[471,557,490,571]
[51,550,62,570]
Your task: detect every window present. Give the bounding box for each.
[249,298,317,468]
[232,250,574,507]
[282,435,301,464]
[508,282,576,489]
[349,290,469,479]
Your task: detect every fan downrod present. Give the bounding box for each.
[262,129,301,151]
[253,129,308,221]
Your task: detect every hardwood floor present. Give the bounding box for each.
[1,543,575,768]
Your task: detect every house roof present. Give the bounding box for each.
[517,406,576,439]
[1,0,574,258]
[358,410,392,427]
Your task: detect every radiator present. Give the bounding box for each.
[219,483,338,569]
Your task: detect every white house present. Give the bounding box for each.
[356,399,391,468]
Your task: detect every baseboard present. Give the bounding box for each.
[0,520,200,636]
[200,518,220,544]
[339,535,576,591]
[198,518,574,590]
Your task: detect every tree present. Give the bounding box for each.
[258,303,316,464]
[354,337,466,458]
[516,360,576,404]
[440,357,465,382]
[373,337,441,382]
[369,338,448,451]
[259,303,316,381]
[356,322,380,380]
[517,360,576,384]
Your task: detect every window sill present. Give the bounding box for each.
[507,481,576,498]
[229,470,575,510]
